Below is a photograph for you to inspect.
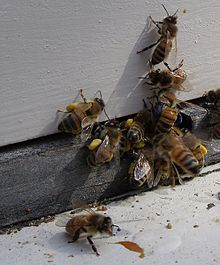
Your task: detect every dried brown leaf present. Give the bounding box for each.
[114,241,145,258]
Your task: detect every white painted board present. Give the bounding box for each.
[1,0,220,147]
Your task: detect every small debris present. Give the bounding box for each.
[156,213,161,216]
[217,192,220,200]
[113,241,145,258]
[193,225,199,228]
[183,9,186,13]
[166,223,173,229]
[96,205,107,211]
[25,208,32,213]
[194,193,198,197]
[207,203,215,210]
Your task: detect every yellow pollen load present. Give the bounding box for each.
[66,102,79,111]
[125,119,134,128]
[200,144,208,155]
[87,139,102,150]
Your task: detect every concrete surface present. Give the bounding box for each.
[0,163,219,265]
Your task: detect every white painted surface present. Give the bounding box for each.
[0,163,220,265]
[1,0,220,146]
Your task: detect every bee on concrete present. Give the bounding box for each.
[137,4,178,66]
[58,89,105,141]
[145,60,190,94]
[128,150,154,189]
[56,208,117,256]
[87,127,122,166]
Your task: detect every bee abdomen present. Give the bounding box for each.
[127,125,144,144]
[172,148,199,175]
[58,112,85,134]
[151,39,167,65]
[155,109,178,134]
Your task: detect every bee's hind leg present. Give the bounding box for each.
[87,235,100,256]
[137,36,163,54]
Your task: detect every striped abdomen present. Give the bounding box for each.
[151,38,172,66]
[170,147,200,176]
[58,110,86,134]
[127,121,144,143]
[155,107,178,135]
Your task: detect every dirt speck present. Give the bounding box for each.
[207,203,215,210]
[166,223,172,229]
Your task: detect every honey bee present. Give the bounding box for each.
[87,127,121,166]
[58,89,105,141]
[128,150,154,189]
[152,93,180,137]
[202,88,220,109]
[137,4,178,66]
[121,112,146,144]
[145,60,189,94]
[156,132,201,179]
[153,103,179,136]
[56,208,116,256]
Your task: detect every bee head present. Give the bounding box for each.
[94,97,105,109]
[162,4,178,24]
[98,216,113,235]
[164,15,177,24]
[148,69,161,84]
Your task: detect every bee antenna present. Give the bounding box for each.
[104,108,111,121]
[161,4,170,16]
[173,8,179,16]
[97,90,103,99]
[80,88,87,103]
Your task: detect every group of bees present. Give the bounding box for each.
[55,5,220,256]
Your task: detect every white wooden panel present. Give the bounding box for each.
[1,0,220,146]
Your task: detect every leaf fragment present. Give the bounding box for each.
[114,241,145,258]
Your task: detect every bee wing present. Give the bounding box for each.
[177,78,193,92]
[80,115,97,142]
[95,134,110,164]
[133,152,153,188]
[55,213,71,227]
[166,34,177,65]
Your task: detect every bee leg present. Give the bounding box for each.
[149,16,163,32]
[164,62,172,71]
[137,36,163,54]
[87,235,100,256]
[68,229,81,243]
[80,88,87,103]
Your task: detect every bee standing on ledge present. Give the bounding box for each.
[137,4,178,66]
[87,126,122,166]
[57,89,105,140]
[56,208,119,256]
